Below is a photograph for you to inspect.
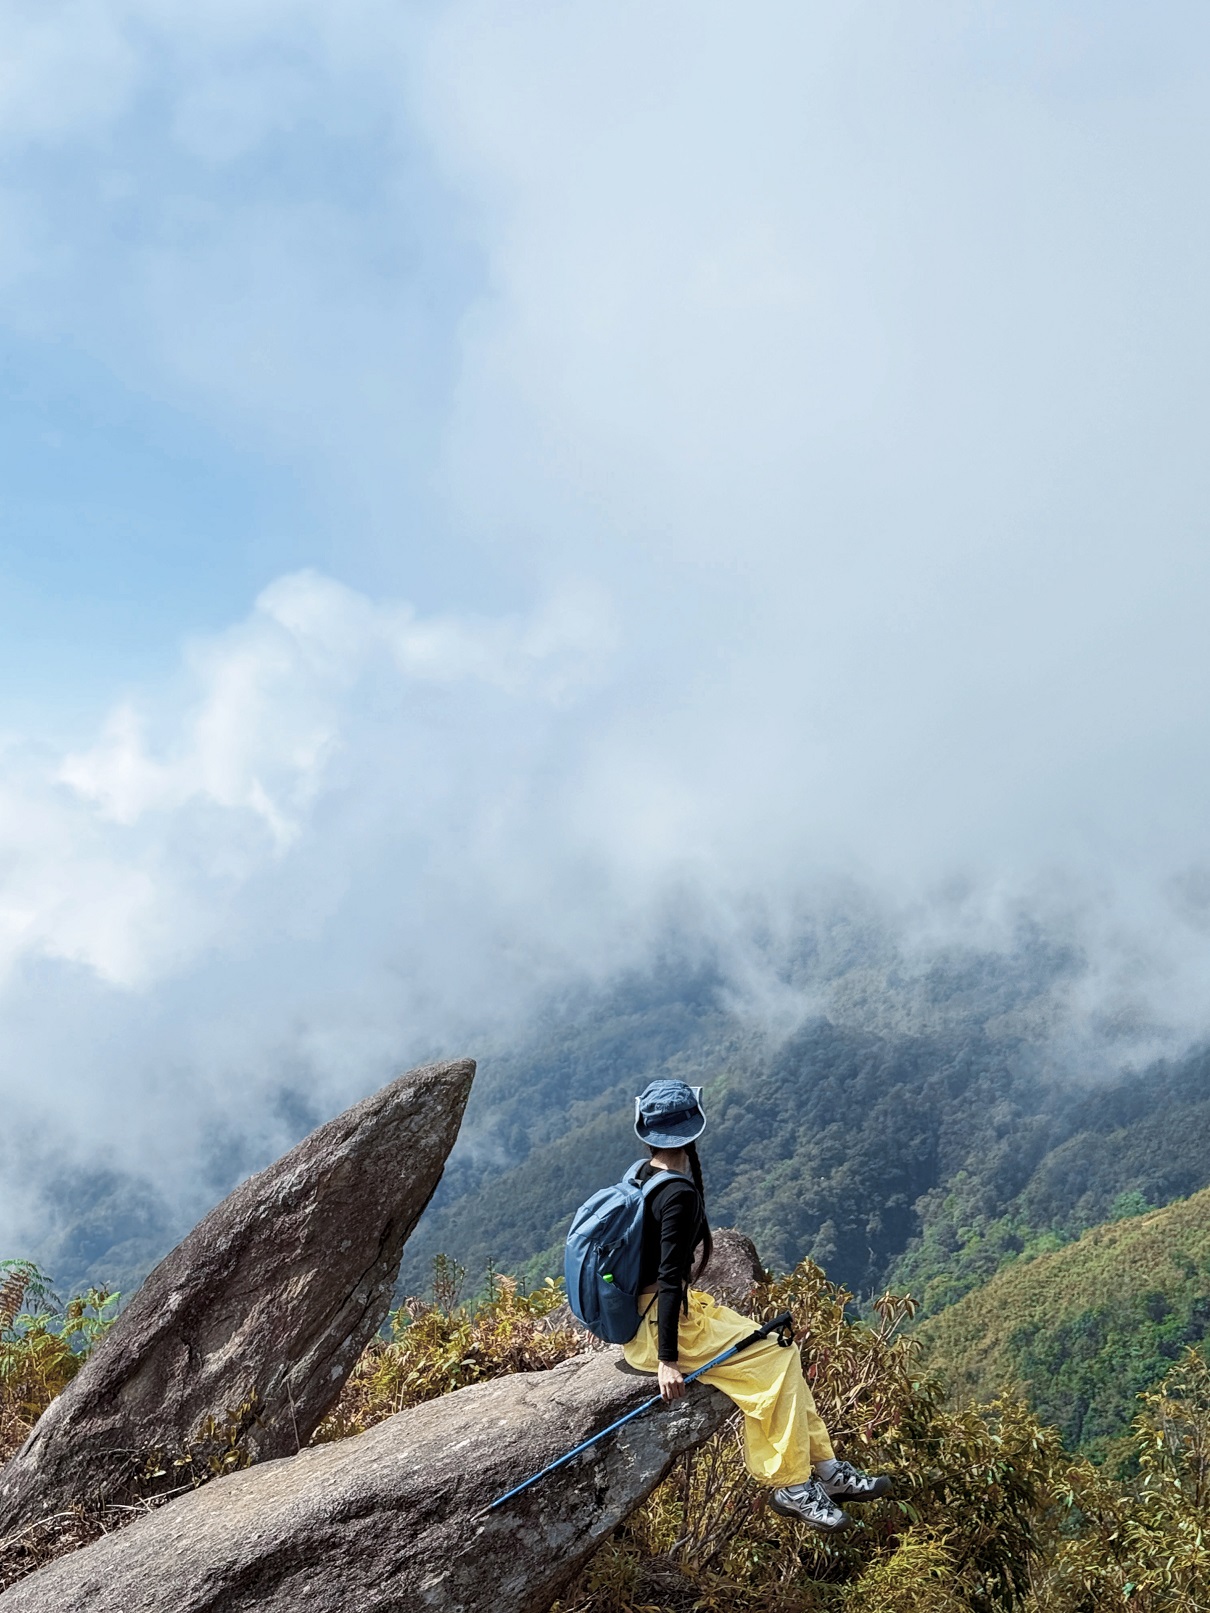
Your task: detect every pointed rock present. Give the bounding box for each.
[0,1348,733,1613]
[0,1058,475,1535]
[699,1228,766,1310]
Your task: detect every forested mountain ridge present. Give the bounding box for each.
[399,939,1210,1302]
[916,1186,1210,1455]
[889,1044,1210,1312]
[29,922,1210,1316]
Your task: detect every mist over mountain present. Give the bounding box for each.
[397,921,1210,1303]
[3,5,1210,1314]
[21,898,1210,1311]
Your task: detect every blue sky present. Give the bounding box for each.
[0,3,490,725]
[0,334,300,708]
[3,1,1210,1244]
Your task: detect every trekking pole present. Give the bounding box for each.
[480,1310,795,1516]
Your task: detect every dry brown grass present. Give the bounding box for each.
[315,1261,584,1442]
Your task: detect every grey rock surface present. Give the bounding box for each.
[0,1058,475,1534]
[700,1228,767,1310]
[0,1348,734,1613]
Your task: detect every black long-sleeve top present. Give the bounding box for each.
[636,1162,709,1362]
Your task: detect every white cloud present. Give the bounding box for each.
[0,0,140,145]
[3,3,1210,1249]
[0,565,631,1243]
[14,571,611,988]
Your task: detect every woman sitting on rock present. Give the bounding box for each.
[625,1078,891,1533]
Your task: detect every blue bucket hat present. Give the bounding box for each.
[634,1079,706,1148]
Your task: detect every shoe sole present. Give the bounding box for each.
[768,1497,855,1531]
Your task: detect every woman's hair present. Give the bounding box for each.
[647,1140,713,1280]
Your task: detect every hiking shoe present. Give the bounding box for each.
[819,1461,893,1501]
[769,1479,853,1531]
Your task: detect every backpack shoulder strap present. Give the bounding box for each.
[638,1168,694,1200]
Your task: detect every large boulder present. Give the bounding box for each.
[0,1058,475,1535]
[699,1228,767,1310]
[0,1348,734,1613]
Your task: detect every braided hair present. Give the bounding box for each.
[647,1139,713,1280]
[685,1141,713,1281]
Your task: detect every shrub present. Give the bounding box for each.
[1032,1349,1210,1613]
[555,1260,1069,1613]
[7,1250,1210,1610]
[0,1261,119,1463]
[313,1256,584,1442]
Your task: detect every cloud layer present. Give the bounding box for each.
[3,3,1210,1251]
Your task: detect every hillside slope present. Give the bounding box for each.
[399,1009,1064,1296]
[401,968,1210,1306]
[27,924,1210,1314]
[891,1047,1210,1313]
[916,1188,1210,1453]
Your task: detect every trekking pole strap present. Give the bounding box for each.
[482,1310,795,1515]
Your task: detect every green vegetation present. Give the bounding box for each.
[314,1256,580,1441]
[917,1188,1210,1458]
[371,1255,1210,1611]
[331,1253,1210,1611]
[558,1265,1068,1613]
[7,1247,1210,1608]
[0,1259,119,1464]
[890,1192,1072,1317]
[561,1311,1210,1611]
[35,934,1210,1320]
[401,956,1210,1316]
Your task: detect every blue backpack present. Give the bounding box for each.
[564,1160,693,1343]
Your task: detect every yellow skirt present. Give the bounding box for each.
[623,1289,833,1488]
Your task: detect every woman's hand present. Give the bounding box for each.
[658,1361,686,1402]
